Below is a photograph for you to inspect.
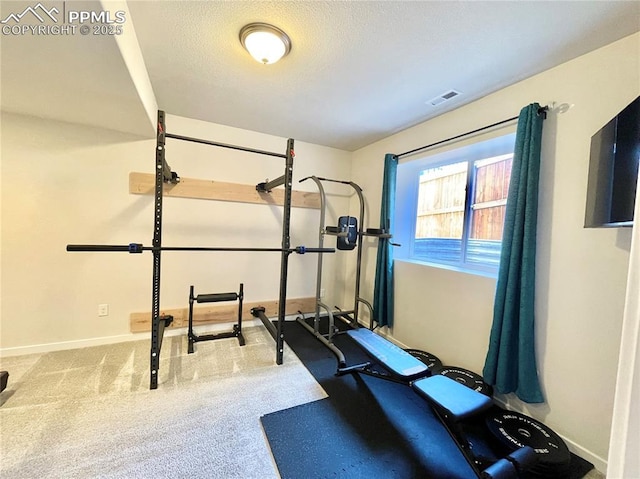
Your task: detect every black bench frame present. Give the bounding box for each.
[188,283,245,353]
[338,327,537,479]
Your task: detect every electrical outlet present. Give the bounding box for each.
[98,304,109,317]
[320,288,326,298]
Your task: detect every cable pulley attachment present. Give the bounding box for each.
[66,244,335,254]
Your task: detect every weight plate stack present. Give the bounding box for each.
[404,349,443,373]
[437,366,494,397]
[485,409,572,478]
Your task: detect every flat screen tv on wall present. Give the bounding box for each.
[585,96,640,228]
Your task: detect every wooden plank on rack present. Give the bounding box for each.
[130,296,316,333]
[129,172,321,209]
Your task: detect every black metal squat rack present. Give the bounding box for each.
[149,110,296,389]
[67,111,337,389]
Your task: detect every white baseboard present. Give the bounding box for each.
[0,319,264,358]
[561,434,608,475]
[0,333,147,357]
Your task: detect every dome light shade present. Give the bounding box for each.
[240,23,291,64]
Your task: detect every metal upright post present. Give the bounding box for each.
[150,111,166,389]
[311,178,327,330]
[275,139,295,364]
[352,183,366,323]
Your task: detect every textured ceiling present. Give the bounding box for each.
[127,1,640,150]
[2,1,639,150]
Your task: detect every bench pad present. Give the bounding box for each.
[346,328,429,378]
[412,375,493,422]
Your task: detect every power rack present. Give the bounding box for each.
[151,111,295,389]
[68,111,333,389]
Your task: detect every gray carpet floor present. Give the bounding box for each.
[0,326,327,479]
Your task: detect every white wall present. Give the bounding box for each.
[350,32,640,470]
[0,112,351,353]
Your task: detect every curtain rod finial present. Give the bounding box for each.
[555,103,574,114]
[544,101,574,116]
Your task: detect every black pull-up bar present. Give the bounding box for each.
[66,244,334,254]
[165,132,287,159]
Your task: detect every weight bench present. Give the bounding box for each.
[413,375,537,478]
[338,327,537,479]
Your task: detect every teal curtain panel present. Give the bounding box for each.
[483,103,545,403]
[373,153,398,328]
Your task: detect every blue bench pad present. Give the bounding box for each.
[346,328,429,378]
[412,375,493,422]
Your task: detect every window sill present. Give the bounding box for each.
[394,257,498,280]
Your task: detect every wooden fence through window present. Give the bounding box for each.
[416,156,513,240]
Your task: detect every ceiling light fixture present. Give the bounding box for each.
[239,23,291,65]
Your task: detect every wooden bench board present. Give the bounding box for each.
[129,172,321,209]
[130,296,316,333]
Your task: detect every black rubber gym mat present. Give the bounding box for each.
[261,320,478,479]
[261,319,596,479]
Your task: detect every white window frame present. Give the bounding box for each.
[394,132,517,277]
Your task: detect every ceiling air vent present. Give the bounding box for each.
[428,90,461,106]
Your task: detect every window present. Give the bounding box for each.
[395,133,516,275]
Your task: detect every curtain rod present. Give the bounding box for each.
[395,105,548,160]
